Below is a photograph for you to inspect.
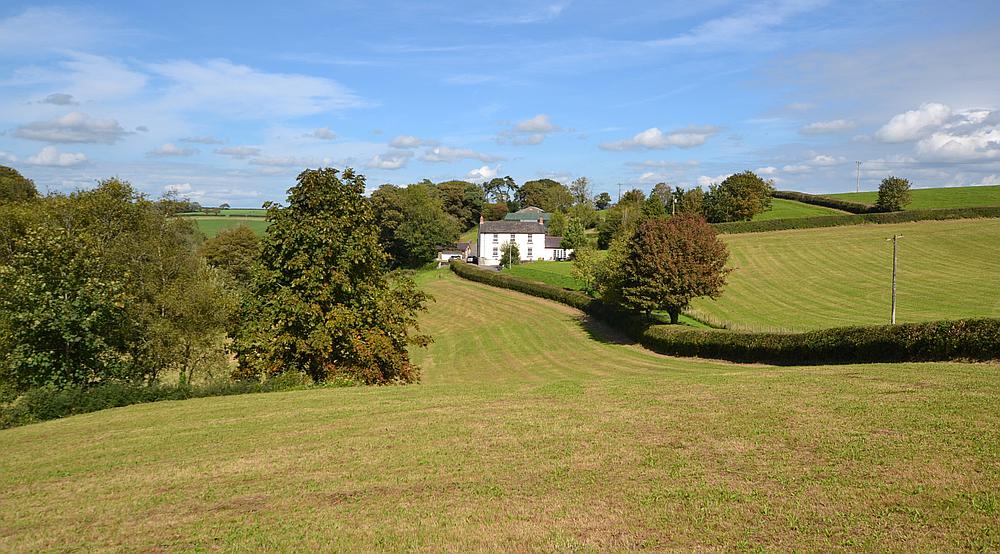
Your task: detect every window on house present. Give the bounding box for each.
[527,234,533,244]
[492,234,498,243]
[510,234,516,242]
[527,247,533,258]
[492,247,498,257]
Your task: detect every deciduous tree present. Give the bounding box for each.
[595,192,612,210]
[0,166,37,204]
[616,214,730,323]
[877,176,912,211]
[499,241,520,269]
[703,171,774,222]
[233,168,430,384]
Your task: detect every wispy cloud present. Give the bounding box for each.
[600,125,720,151]
[14,112,130,144]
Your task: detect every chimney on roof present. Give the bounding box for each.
[480,214,485,224]
[537,217,544,225]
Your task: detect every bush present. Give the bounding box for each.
[450,261,1000,365]
[877,176,912,211]
[713,206,1000,234]
[772,190,879,214]
[0,372,318,429]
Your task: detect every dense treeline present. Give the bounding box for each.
[713,206,1000,234]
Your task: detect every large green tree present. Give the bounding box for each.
[200,225,261,287]
[616,214,730,323]
[370,183,461,268]
[0,166,37,204]
[517,179,573,212]
[570,177,592,206]
[233,168,430,384]
[561,217,586,249]
[594,192,612,210]
[703,171,774,222]
[435,179,484,229]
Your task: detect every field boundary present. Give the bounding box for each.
[450,261,1000,365]
[773,190,879,214]
[714,206,1000,234]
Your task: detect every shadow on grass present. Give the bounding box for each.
[577,314,640,346]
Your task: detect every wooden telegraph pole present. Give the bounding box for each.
[887,234,903,324]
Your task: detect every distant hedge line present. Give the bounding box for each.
[773,190,879,214]
[714,206,1000,234]
[450,262,1000,365]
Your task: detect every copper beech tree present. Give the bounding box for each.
[617,213,731,324]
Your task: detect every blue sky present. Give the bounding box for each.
[1,1,999,206]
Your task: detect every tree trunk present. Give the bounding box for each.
[669,309,679,324]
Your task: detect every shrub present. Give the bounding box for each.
[772,190,878,214]
[877,176,912,211]
[712,206,1000,234]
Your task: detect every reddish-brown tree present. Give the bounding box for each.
[617,213,730,323]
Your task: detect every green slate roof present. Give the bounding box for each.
[503,207,552,222]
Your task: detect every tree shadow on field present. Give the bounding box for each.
[577,314,639,346]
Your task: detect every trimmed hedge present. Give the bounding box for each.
[714,206,1000,234]
[773,190,879,214]
[450,261,1000,365]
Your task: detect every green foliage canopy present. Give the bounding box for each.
[877,176,912,211]
[0,166,37,204]
[703,171,774,222]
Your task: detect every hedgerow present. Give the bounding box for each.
[713,206,1000,234]
[773,190,879,214]
[450,262,1000,365]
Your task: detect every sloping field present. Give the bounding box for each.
[690,218,1000,331]
[829,184,1000,209]
[1,272,998,550]
[179,216,269,237]
[753,198,847,220]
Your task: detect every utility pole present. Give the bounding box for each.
[886,234,903,324]
[672,196,677,216]
[617,182,622,203]
[856,161,862,193]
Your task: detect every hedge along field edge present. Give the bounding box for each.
[773,190,879,214]
[713,206,1000,234]
[449,261,1000,365]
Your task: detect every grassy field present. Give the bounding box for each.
[1,272,998,551]
[459,224,478,243]
[753,198,847,221]
[179,215,269,238]
[504,260,580,290]
[828,184,1000,209]
[689,218,1000,331]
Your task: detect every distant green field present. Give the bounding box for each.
[828,185,1000,209]
[689,218,1000,331]
[753,198,847,221]
[178,208,266,217]
[504,261,579,290]
[2,272,998,551]
[180,216,269,238]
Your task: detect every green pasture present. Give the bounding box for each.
[828,184,1000,209]
[689,218,1000,331]
[753,198,847,221]
[179,215,269,238]
[1,272,998,551]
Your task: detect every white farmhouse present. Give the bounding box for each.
[476,216,572,265]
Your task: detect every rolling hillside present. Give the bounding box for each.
[753,198,846,220]
[1,272,998,551]
[828,184,1000,209]
[689,218,1000,331]
[177,209,269,237]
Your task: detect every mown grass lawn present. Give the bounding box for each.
[689,218,1000,331]
[1,272,998,551]
[753,198,847,221]
[828,184,1000,209]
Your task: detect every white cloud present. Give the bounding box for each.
[600,125,719,150]
[809,154,843,166]
[148,143,198,157]
[467,165,500,181]
[249,156,338,168]
[422,146,503,163]
[14,112,129,144]
[498,114,560,145]
[757,166,779,175]
[696,174,731,187]
[61,52,148,100]
[164,183,192,195]
[915,109,1000,161]
[365,151,413,170]
[214,146,261,159]
[800,119,856,135]
[876,102,951,142]
[149,59,366,118]
[182,136,224,144]
[306,127,336,140]
[0,151,17,163]
[26,146,87,167]
[650,0,827,49]
[390,135,434,148]
[0,7,112,57]
[40,93,77,106]
[781,164,812,174]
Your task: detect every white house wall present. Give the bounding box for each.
[477,232,572,264]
